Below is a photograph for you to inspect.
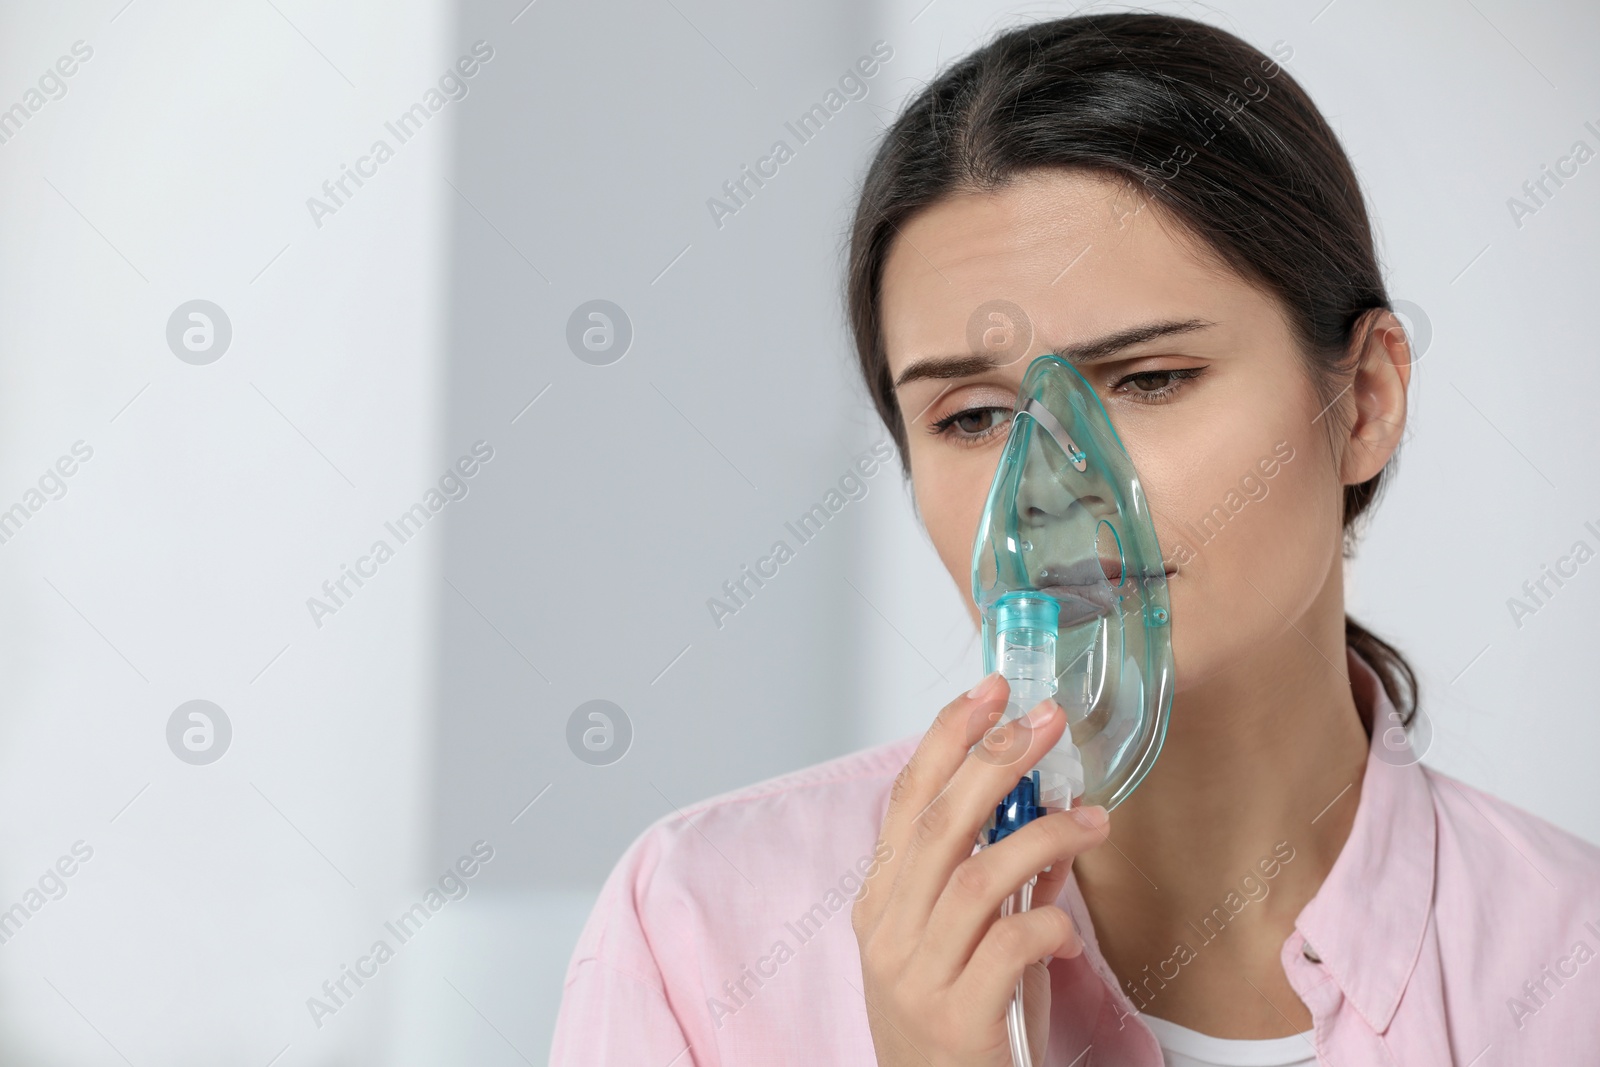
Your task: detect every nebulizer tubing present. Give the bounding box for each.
[969,354,1174,1067]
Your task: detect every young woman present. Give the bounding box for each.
[552,14,1600,1066]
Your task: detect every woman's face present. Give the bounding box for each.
[880,169,1350,692]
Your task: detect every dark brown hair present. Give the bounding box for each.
[844,12,1418,724]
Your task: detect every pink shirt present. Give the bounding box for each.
[552,649,1600,1065]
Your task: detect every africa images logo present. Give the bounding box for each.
[705,440,895,629]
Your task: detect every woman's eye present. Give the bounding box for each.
[930,405,1011,442]
[1112,367,1201,403]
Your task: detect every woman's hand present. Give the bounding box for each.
[851,673,1111,1066]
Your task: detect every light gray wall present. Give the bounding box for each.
[433,0,893,891]
[0,0,1593,1064]
[0,1,451,1063]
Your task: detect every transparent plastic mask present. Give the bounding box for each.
[971,354,1175,812]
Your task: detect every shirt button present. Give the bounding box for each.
[1302,940,1322,963]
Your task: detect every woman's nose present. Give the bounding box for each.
[1016,436,1068,520]
[1016,438,1109,526]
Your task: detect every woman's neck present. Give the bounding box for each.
[1069,580,1371,1036]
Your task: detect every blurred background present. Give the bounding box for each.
[0,0,1595,1062]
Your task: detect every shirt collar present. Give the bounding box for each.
[1292,644,1437,1033]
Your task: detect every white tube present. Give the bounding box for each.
[1002,878,1036,1067]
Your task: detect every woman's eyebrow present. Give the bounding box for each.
[892,317,1215,389]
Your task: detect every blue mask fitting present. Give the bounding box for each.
[969,354,1175,1067]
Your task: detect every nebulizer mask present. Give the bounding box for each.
[969,354,1174,1067]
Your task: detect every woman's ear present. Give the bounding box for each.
[1338,308,1413,486]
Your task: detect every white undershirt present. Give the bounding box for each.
[1139,1013,1318,1067]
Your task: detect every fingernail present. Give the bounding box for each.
[1022,699,1058,727]
[967,672,1002,700]
[1070,804,1108,829]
